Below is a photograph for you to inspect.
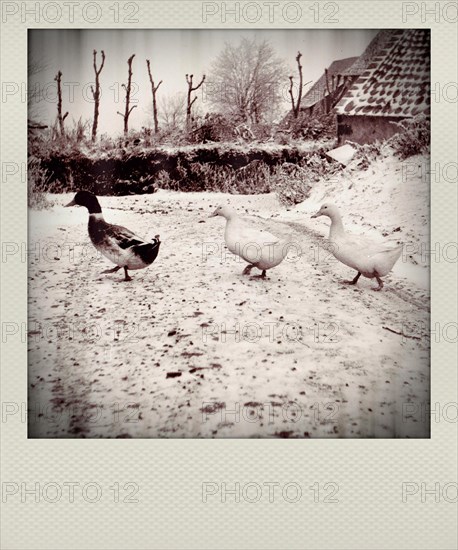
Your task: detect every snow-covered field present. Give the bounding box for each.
[28,153,430,438]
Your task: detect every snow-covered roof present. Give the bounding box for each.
[335,29,430,118]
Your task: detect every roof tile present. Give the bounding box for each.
[335,30,430,118]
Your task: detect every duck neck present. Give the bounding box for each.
[328,212,345,240]
[89,212,105,222]
[86,197,104,222]
[85,196,103,215]
[224,213,238,223]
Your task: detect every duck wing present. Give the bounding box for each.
[228,223,281,247]
[225,220,287,267]
[333,233,402,276]
[106,223,146,249]
[335,233,400,258]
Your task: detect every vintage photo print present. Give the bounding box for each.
[27,28,431,439]
[2,1,457,549]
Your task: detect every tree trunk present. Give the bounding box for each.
[288,52,305,119]
[146,59,162,133]
[91,50,105,141]
[54,71,68,137]
[185,73,205,127]
[117,54,137,135]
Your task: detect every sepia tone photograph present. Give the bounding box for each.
[27,28,430,439]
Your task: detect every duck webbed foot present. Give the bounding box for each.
[242,264,255,275]
[342,272,361,285]
[102,266,121,275]
[123,267,132,282]
[251,269,267,279]
[373,276,384,291]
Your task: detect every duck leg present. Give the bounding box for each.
[251,269,267,279]
[373,276,384,291]
[343,272,361,285]
[101,266,121,275]
[242,264,255,275]
[123,267,132,282]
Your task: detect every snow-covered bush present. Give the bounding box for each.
[389,114,430,159]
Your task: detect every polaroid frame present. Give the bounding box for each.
[1,1,457,548]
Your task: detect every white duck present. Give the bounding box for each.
[210,205,289,278]
[311,203,403,291]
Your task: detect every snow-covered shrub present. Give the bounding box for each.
[28,157,54,209]
[281,112,336,141]
[389,114,430,159]
[349,141,384,170]
[272,154,341,205]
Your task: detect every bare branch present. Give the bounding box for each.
[185,72,205,126]
[191,74,206,92]
[325,68,331,96]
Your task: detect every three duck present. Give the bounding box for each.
[65,191,402,290]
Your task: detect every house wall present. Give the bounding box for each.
[337,114,405,145]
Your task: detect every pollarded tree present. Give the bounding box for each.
[146,59,162,133]
[288,51,312,119]
[185,73,206,127]
[207,38,287,124]
[54,70,68,137]
[91,49,105,141]
[117,54,136,135]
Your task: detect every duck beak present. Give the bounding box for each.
[64,199,76,207]
[209,209,218,218]
[311,211,320,219]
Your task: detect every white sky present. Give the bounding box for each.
[29,29,378,135]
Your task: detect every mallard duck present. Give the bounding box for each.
[311,203,402,291]
[65,191,160,281]
[210,205,289,278]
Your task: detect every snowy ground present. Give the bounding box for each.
[28,153,430,438]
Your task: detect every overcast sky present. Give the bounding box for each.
[29,29,378,135]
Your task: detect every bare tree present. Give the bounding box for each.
[117,54,137,135]
[90,50,105,141]
[146,59,162,133]
[28,57,48,122]
[159,93,186,130]
[207,38,287,124]
[54,71,68,137]
[185,73,205,127]
[288,51,311,118]
[324,68,347,114]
